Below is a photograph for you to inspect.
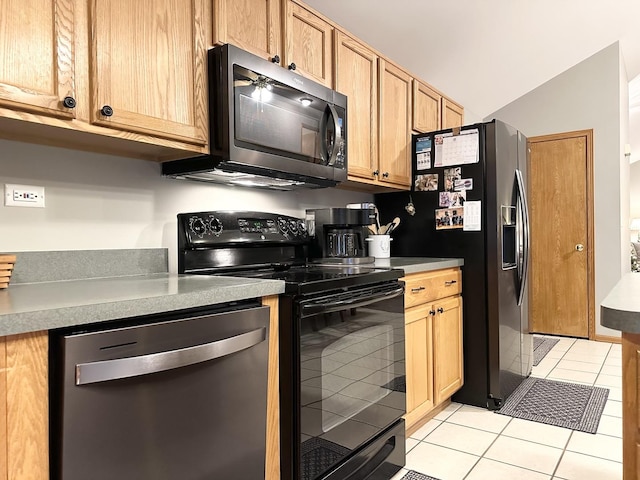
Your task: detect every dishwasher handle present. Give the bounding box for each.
[75,327,267,386]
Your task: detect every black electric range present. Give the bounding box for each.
[177,211,407,480]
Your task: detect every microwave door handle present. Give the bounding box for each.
[325,103,343,166]
[75,327,266,385]
[319,105,331,165]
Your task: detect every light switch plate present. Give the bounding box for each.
[4,184,46,208]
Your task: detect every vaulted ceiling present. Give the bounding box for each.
[304,0,640,161]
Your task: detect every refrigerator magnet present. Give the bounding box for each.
[415,137,432,170]
[454,178,473,191]
[463,201,482,231]
[414,173,438,191]
[439,191,466,208]
[444,167,462,192]
[435,207,464,230]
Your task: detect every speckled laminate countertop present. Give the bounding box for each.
[601,273,640,333]
[372,257,464,275]
[0,252,462,337]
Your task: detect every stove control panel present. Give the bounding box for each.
[178,211,309,247]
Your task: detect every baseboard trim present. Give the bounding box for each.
[594,334,621,344]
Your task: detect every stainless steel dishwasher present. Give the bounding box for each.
[49,299,270,480]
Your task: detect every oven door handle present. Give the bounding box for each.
[75,327,267,386]
[300,285,404,317]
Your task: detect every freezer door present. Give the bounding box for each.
[486,120,526,407]
[517,131,533,377]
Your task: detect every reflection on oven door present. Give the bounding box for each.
[299,306,405,476]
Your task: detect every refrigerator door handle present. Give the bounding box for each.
[515,169,530,306]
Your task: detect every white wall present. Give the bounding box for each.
[0,139,372,272]
[485,42,627,338]
[631,161,640,239]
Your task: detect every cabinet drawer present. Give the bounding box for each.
[403,268,462,308]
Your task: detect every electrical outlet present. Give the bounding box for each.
[4,184,45,208]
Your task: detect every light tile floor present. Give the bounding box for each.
[391,336,623,480]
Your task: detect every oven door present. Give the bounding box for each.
[291,281,406,480]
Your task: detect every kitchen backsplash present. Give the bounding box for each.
[0,139,372,272]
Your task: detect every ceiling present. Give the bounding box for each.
[304,0,640,161]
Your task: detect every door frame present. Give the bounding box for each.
[527,129,596,340]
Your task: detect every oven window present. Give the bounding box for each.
[298,295,405,478]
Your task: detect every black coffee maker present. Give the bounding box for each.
[306,207,376,263]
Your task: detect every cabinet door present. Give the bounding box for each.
[442,97,464,129]
[0,0,76,119]
[89,0,207,145]
[433,296,463,404]
[334,31,377,181]
[213,0,281,62]
[413,80,441,133]
[404,304,434,426]
[284,1,333,87]
[378,59,411,188]
[0,332,49,480]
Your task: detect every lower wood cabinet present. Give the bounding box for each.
[403,268,463,431]
[0,331,49,480]
[621,332,640,479]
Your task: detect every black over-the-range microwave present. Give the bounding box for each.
[162,43,348,190]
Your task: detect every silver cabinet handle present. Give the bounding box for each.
[575,244,584,252]
[76,327,267,385]
[411,286,425,293]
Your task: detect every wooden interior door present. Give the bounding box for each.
[528,130,594,338]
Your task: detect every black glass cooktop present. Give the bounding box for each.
[216,265,403,295]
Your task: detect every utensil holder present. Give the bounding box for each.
[365,235,392,258]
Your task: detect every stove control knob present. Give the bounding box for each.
[277,217,289,235]
[189,217,207,238]
[208,217,223,236]
[288,220,299,236]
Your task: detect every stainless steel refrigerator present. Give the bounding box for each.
[374,119,533,409]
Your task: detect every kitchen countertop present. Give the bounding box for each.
[601,273,640,333]
[0,254,462,338]
[0,274,285,337]
[374,257,464,274]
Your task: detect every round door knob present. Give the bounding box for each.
[100,105,114,117]
[429,310,436,316]
[288,62,296,71]
[62,96,76,109]
[373,170,379,176]
[271,55,280,64]
[575,244,584,252]
[382,172,389,178]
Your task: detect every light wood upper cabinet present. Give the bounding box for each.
[213,0,282,62]
[378,59,412,188]
[442,97,464,129]
[334,30,377,182]
[0,0,76,119]
[90,0,207,145]
[284,1,333,87]
[413,79,441,133]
